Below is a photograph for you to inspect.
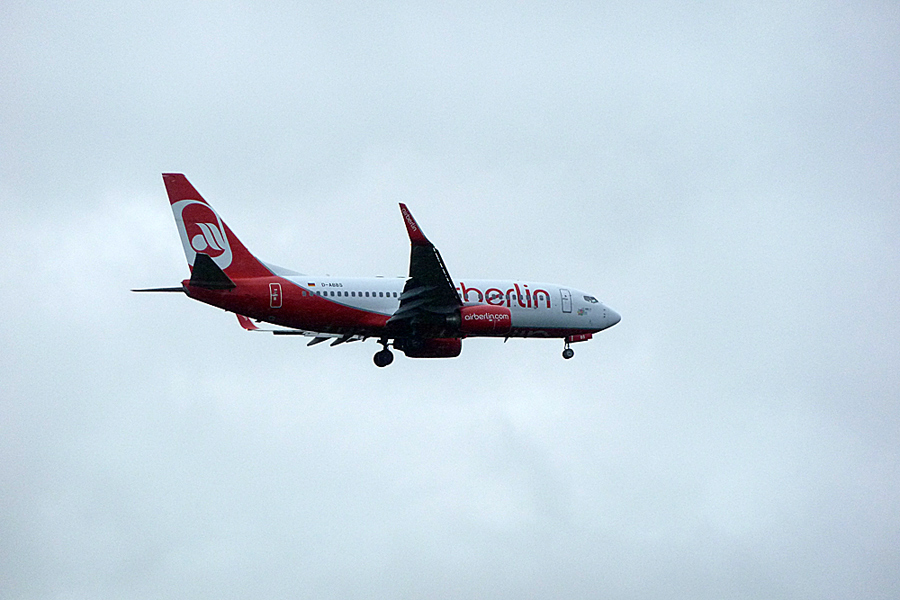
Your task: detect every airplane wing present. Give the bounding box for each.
[387,204,462,335]
[235,314,365,346]
[238,204,462,342]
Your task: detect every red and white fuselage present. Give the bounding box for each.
[196,273,618,339]
[138,174,620,365]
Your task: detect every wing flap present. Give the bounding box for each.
[235,315,366,344]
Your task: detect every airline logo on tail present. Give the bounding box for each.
[172,199,233,269]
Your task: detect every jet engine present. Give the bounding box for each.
[458,305,512,335]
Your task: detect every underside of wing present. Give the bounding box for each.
[235,314,366,346]
[387,204,462,337]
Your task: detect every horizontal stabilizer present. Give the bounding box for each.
[189,253,236,290]
[236,314,259,330]
[131,287,184,293]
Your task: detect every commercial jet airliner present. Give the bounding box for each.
[134,174,620,366]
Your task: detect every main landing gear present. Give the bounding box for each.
[562,342,575,360]
[373,339,394,367]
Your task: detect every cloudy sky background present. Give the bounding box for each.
[2,1,899,598]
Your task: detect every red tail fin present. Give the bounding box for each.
[162,173,271,279]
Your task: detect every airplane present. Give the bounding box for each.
[134,173,620,367]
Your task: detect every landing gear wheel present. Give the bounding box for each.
[562,347,575,360]
[374,348,394,367]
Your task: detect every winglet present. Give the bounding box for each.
[399,204,430,246]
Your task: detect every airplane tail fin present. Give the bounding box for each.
[162,173,271,279]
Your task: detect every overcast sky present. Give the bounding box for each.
[2,1,899,598]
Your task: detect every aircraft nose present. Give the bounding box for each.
[606,307,621,328]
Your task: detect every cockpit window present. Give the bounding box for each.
[584,295,599,303]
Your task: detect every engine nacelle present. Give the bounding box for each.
[395,337,462,358]
[459,305,512,335]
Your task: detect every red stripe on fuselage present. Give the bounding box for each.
[184,277,601,339]
[184,276,390,335]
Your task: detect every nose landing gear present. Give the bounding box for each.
[562,333,591,360]
[373,339,394,367]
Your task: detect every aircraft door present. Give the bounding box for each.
[560,288,572,313]
[269,282,282,308]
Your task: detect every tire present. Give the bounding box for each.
[374,349,394,367]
